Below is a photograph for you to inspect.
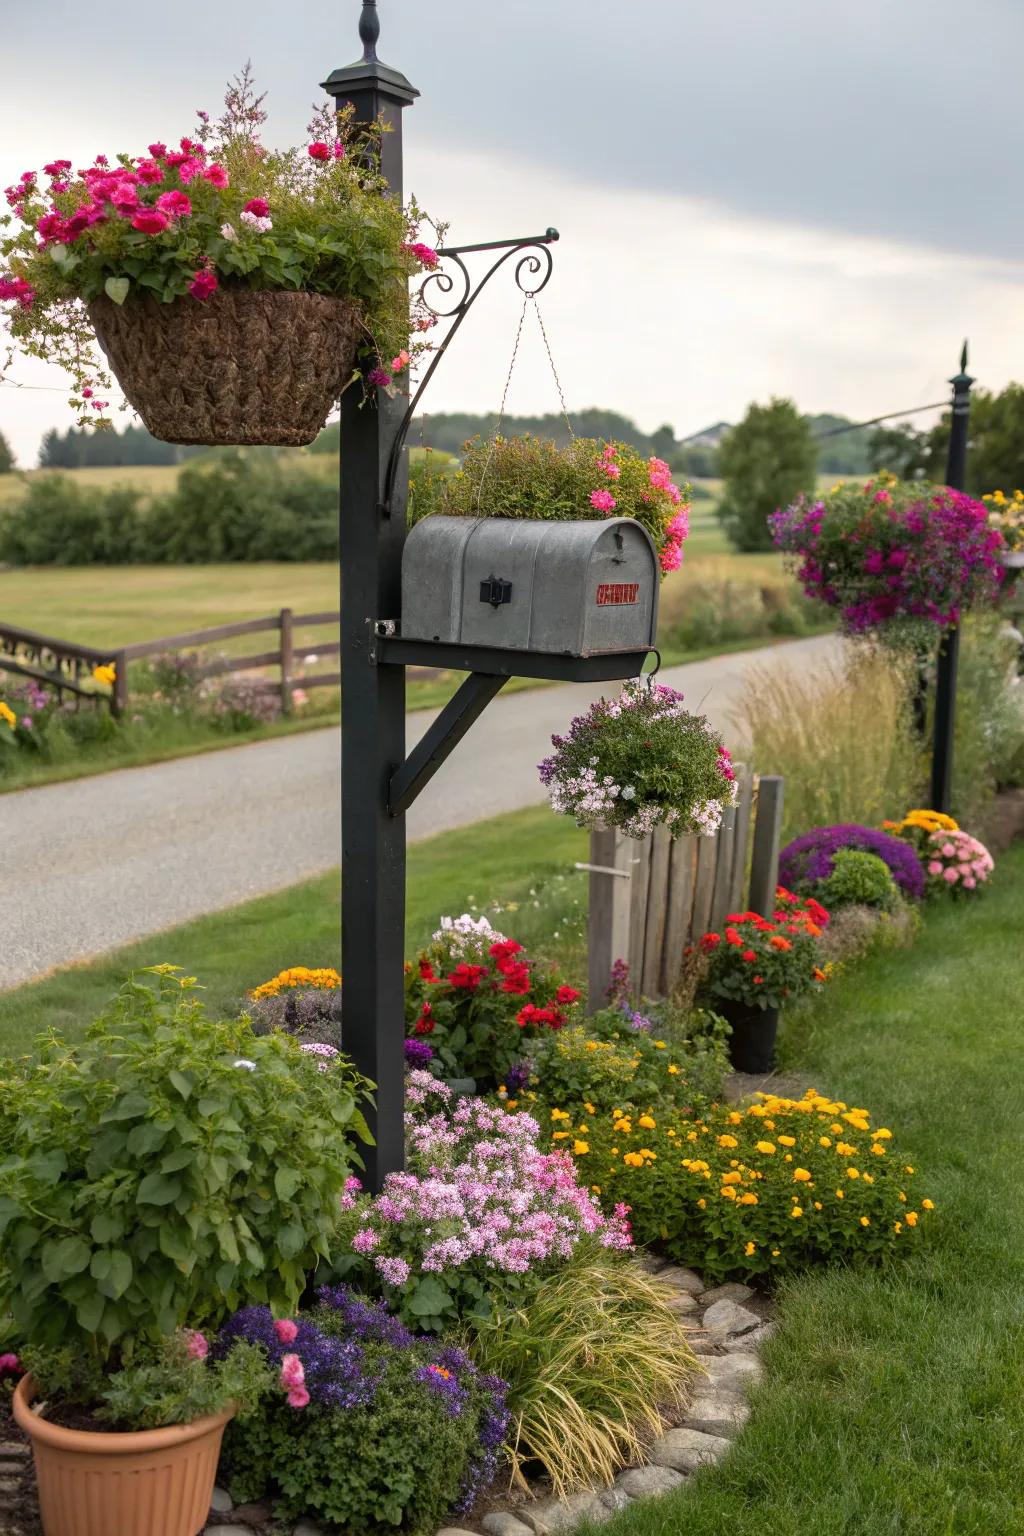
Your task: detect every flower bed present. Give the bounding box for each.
[780,823,926,901]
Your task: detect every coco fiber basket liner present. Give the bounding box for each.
[88,288,364,447]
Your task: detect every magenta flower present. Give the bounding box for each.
[156,190,192,219]
[131,209,170,234]
[308,142,331,161]
[286,1384,310,1408]
[590,489,617,513]
[243,197,270,217]
[185,1330,209,1360]
[188,268,218,299]
[203,162,229,188]
[274,1317,299,1345]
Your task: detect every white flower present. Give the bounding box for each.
[220,222,238,242]
[621,786,636,800]
[240,210,273,233]
[233,1058,257,1071]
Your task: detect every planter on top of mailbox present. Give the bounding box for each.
[402,515,659,659]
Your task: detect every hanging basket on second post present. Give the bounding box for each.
[88,289,364,447]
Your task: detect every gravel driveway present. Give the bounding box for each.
[0,633,841,989]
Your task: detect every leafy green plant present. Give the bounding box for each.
[409,434,691,571]
[813,849,899,912]
[716,397,817,552]
[469,1245,696,1496]
[0,966,372,1367]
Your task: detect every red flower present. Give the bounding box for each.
[413,1004,434,1035]
[131,209,169,235]
[448,963,487,990]
[308,142,332,161]
[517,1002,561,1029]
[489,940,524,963]
[700,932,722,952]
[741,949,757,963]
[418,958,436,981]
[500,964,531,995]
[752,975,764,985]
[243,197,270,217]
[556,985,581,1005]
[724,927,742,946]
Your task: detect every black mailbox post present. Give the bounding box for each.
[324,3,655,1188]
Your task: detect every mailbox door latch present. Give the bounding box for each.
[480,574,513,609]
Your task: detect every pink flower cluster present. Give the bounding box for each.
[924,828,994,894]
[587,446,690,573]
[280,1349,310,1408]
[348,1072,631,1286]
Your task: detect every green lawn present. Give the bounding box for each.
[0,804,588,1053]
[599,843,1024,1536]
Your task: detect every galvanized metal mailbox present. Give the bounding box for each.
[401,515,659,656]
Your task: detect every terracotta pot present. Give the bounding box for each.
[88,287,364,447]
[13,1373,233,1536]
[721,1001,780,1074]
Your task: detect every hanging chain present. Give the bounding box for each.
[531,297,574,440]
[475,292,530,513]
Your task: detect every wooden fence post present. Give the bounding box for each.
[111,650,128,719]
[585,826,633,1012]
[749,774,785,917]
[279,607,294,716]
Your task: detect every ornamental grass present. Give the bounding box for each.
[563,1091,934,1286]
[468,1246,697,1498]
[732,647,919,843]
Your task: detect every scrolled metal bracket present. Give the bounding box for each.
[382,227,559,513]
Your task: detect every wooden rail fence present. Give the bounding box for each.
[584,770,785,1005]
[0,608,342,718]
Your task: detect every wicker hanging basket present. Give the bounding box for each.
[88,288,364,447]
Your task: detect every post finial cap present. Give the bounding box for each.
[359,0,379,61]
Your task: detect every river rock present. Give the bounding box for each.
[683,1389,751,1439]
[702,1299,761,1338]
[722,1321,777,1352]
[208,1488,234,1515]
[649,1426,732,1473]
[615,1464,686,1499]
[657,1266,704,1295]
[482,1514,535,1536]
[701,1352,763,1391]
[698,1281,755,1306]
[519,1492,605,1534]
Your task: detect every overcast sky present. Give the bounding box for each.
[1,0,1022,465]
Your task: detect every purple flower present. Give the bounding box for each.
[404,1037,434,1067]
[780,824,925,900]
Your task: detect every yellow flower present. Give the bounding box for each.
[905,1211,918,1227]
[738,1192,758,1206]
[572,1140,590,1156]
[904,1166,915,1174]
[893,1221,903,1233]
[792,1167,812,1183]
[846,1167,860,1179]
[0,701,15,729]
[744,1241,756,1257]
[756,1141,776,1155]
[552,1131,570,1141]
[697,1198,706,1209]
[720,1186,737,1200]
[638,1114,657,1130]
[819,1136,832,1148]
[860,1216,870,1227]
[813,1201,822,1211]
[613,1117,632,1135]
[623,1152,645,1168]
[873,1128,892,1140]
[92,662,117,687]
[584,1041,598,1051]
[835,1142,857,1157]
[922,1198,935,1211]
[870,1144,886,1157]
[667,1064,680,1075]
[771,1247,780,1256]
[584,1102,596,1115]
[653,1041,667,1050]
[898,1191,907,1202]
[720,1170,742,1185]
[728,1111,743,1125]
[550,1109,570,1122]
[835,1189,844,1199]
[862,1173,874,1185]
[790,1206,803,1219]
[591,1185,602,1195]
[717,1134,738,1149]
[777,1135,796,1148]
[784,1153,793,1163]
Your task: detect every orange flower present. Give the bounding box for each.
[769,935,792,952]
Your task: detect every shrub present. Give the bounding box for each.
[716,397,817,553]
[0,475,148,565]
[405,916,581,1089]
[732,647,920,842]
[0,967,373,1364]
[780,823,926,901]
[411,434,691,572]
[817,902,920,966]
[247,988,343,1049]
[577,1090,935,1285]
[771,474,1004,643]
[218,1287,508,1534]
[205,673,280,730]
[663,572,820,652]
[813,849,898,911]
[696,898,827,1014]
[330,1073,631,1334]
[523,1005,729,1118]
[540,680,738,839]
[469,1246,696,1496]
[947,613,1024,814]
[150,456,339,564]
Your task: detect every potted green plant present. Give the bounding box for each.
[0,966,372,1536]
[410,434,693,573]
[693,890,829,1072]
[0,69,437,446]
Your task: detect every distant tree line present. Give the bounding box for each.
[37,424,209,470]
